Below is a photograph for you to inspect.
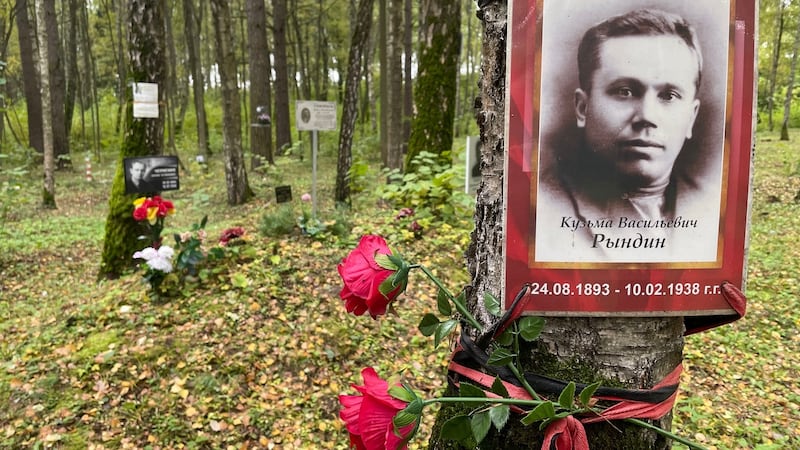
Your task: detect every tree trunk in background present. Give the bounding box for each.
[427,2,684,447]
[64,0,79,148]
[16,0,43,154]
[247,0,274,169]
[378,0,388,166]
[99,0,166,279]
[79,0,102,157]
[406,0,460,169]
[272,0,292,154]
[403,0,413,145]
[182,0,209,157]
[163,1,177,154]
[44,0,69,169]
[35,0,56,208]
[780,13,800,141]
[767,1,785,132]
[211,0,252,205]
[335,0,373,204]
[113,0,128,137]
[385,0,404,171]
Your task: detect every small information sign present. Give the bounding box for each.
[295,101,337,131]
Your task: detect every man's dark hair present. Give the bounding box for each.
[577,9,702,93]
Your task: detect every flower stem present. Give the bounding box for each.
[624,418,708,450]
[414,265,483,331]
[424,396,544,408]
[508,363,542,402]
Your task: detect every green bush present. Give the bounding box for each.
[259,204,296,237]
[379,151,473,221]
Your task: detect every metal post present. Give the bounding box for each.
[312,129,318,220]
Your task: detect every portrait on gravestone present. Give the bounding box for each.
[532,1,730,264]
[124,156,180,194]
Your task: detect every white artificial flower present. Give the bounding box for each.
[133,245,174,273]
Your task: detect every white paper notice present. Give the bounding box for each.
[133,83,159,118]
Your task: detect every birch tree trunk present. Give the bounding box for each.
[427,2,684,447]
[335,0,374,204]
[98,0,166,279]
[35,0,56,208]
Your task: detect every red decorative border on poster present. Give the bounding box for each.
[502,0,755,315]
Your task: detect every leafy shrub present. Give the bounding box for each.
[378,150,473,221]
[259,204,296,237]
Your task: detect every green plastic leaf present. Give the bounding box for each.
[487,347,515,367]
[558,382,576,409]
[489,405,511,431]
[471,411,492,444]
[484,292,501,317]
[389,386,415,403]
[418,314,440,336]
[495,329,514,346]
[520,401,556,426]
[440,415,472,442]
[519,316,546,342]
[378,276,396,297]
[490,377,509,398]
[437,289,452,316]
[393,409,418,428]
[374,253,398,271]
[434,319,458,348]
[458,382,486,399]
[579,381,602,407]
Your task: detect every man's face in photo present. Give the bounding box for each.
[575,35,701,187]
[130,162,146,184]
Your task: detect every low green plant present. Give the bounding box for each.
[259,204,296,237]
[379,151,473,221]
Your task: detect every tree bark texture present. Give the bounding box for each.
[780,9,800,141]
[35,0,56,208]
[335,0,374,204]
[16,0,43,154]
[272,0,292,153]
[247,0,274,169]
[211,0,252,206]
[44,0,69,168]
[386,0,404,171]
[427,2,685,448]
[406,0,460,169]
[182,0,209,157]
[99,0,166,279]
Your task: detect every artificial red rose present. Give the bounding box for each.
[133,205,149,221]
[219,227,246,246]
[338,235,403,318]
[339,367,414,450]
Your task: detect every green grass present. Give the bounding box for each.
[0,130,799,449]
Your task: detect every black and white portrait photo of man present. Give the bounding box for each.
[533,1,730,264]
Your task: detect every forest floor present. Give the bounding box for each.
[0,131,799,449]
